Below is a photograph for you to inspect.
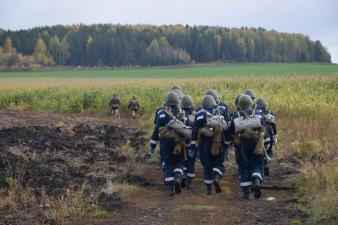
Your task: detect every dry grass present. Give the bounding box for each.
[276,109,338,225]
[297,161,338,225]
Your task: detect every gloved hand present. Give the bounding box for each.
[273,135,277,144]
[266,155,272,163]
[188,146,195,158]
[149,146,155,156]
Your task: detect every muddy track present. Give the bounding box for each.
[0,110,303,225]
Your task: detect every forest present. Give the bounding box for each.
[0,24,332,70]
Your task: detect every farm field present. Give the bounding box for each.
[0,64,337,225]
[0,63,338,78]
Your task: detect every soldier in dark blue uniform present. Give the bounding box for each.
[180,95,195,189]
[149,91,186,196]
[230,94,266,199]
[255,98,277,176]
[204,89,229,121]
[170,84,184,100]
[190,95,227,195]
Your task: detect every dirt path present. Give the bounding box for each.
[0,110,301,225]
[94,156,300,225]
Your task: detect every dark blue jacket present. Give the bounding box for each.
[153,106,164,125]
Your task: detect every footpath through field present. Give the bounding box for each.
[73,117,301,225]
[0,110,302,225]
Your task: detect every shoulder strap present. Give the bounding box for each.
[163,107,175,119]
[252,105,257,116]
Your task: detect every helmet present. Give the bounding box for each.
[238,94,253,110]
[244,89,256,100]
[171,84,183,93]
[181,95,194,108]
[172,88,184,99]
[202,95,217,109]
[234,94,242,107]
[165,91,180,106]
[256,98,267,108]
[162,92,169,103]
[205,89,220,104]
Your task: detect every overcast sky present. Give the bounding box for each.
[1,0,337,63]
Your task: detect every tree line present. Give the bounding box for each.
[0,24,331,70]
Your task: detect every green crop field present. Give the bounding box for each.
[0,63,338,78]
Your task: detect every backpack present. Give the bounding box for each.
[110,97,120,108]
[130,100,138,109]
[233,111,263,133]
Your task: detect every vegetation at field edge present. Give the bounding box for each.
[0,63,338,78]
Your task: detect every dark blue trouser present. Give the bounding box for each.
[264,133,274,158]
[160,140,184,186]
[236,139,264,187]
[199,138,225,185]
[159,141,166,172]
[184,151,196,179]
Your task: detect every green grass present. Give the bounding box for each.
[0,63,337,78]
[180,204,216,211]
[89,209,121,219]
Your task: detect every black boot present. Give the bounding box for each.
[181,175,187,188]
[264,166,270,176]
[206,184,212,195]
[168,183,175,196]
[212,172,222,193]
[242,186,250,199]
[174,173,182,194]
[252,177,262,199]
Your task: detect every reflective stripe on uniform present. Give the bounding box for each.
[165,177,174,182]
[204,180,213,184]
[159,114,165,118]
[187,173,195,178]
[150,139,158,144]
[240,181,252,187]
[252,172,262,181]
[224,140,231,145]
[196,115,204,120]
[212,168,222,176]
[174,168,184,174]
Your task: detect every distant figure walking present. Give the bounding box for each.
[110,93,120,119]
[128,96,140,119]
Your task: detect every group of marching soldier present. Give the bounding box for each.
[149,85,277,199]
